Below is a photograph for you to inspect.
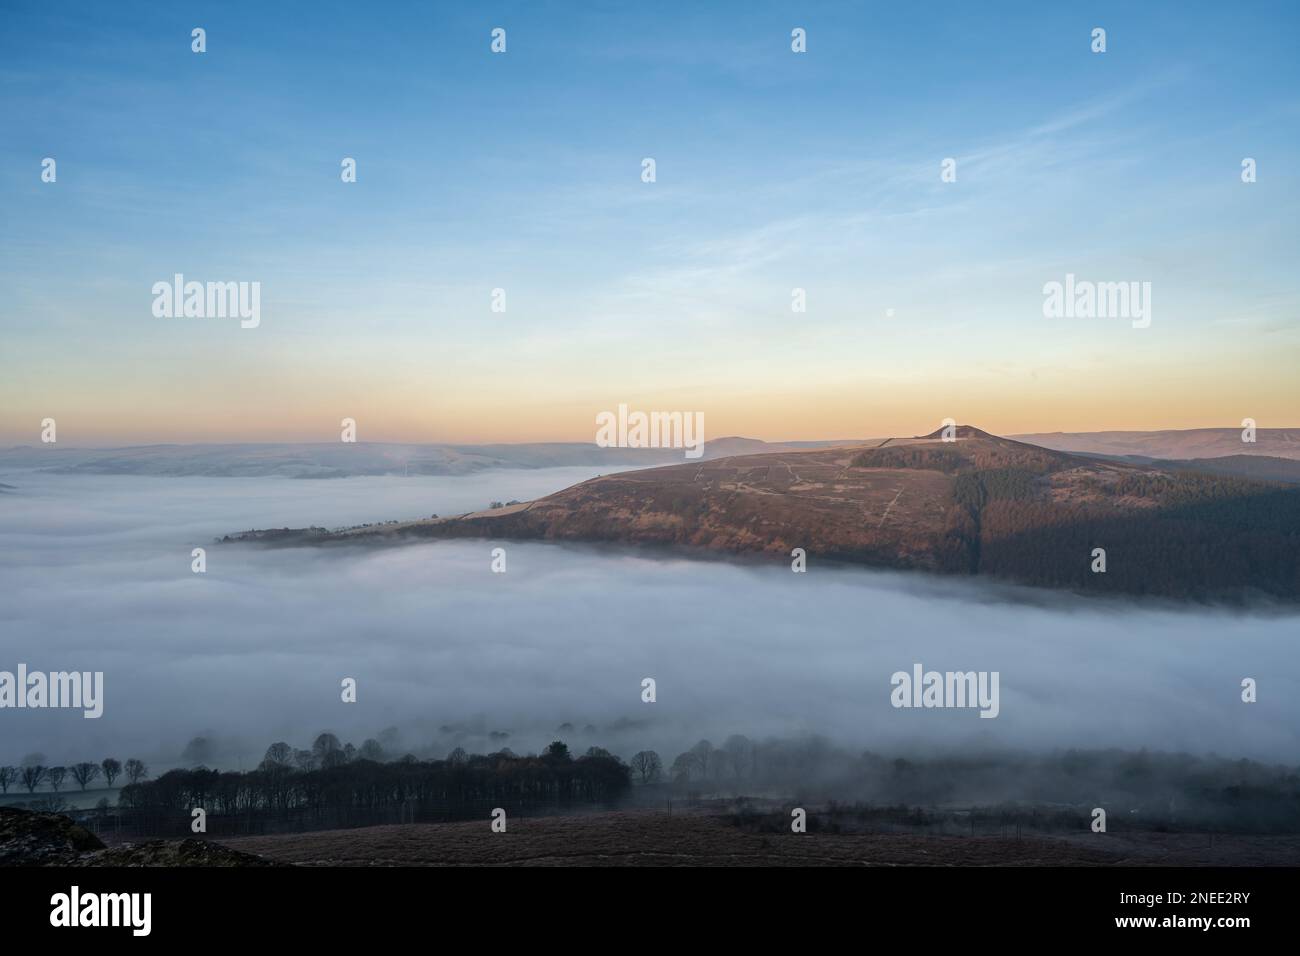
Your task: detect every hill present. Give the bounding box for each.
[226,428,1300,600]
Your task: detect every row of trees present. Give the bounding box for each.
[23,732,1300,835]
[0,732,816,800]
[602,737,776,786]
[0,757,148,795]
[115,740,631,834]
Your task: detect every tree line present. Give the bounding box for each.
[0,757,148,795]
[113,737,631,836]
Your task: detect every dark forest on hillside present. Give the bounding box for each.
[850,447,1300,599]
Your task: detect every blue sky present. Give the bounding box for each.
[2,0,1298,443]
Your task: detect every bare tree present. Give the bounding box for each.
[20,765,46,793]
[35,795,68,814]
[709,750,731,781]
[124,759,148,785]
[0,766,17,794]
[311,732,342,765]
[689,739,715,779]
[70,762,102,791]
[319,750,349,770]
[669,751,699,783]
[630,750,663,784]
[723,735,753,781]
[262,742,293,768]
[100,758,121,787]
[46,766,67,792]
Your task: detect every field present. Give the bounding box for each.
[208,809,1300,867]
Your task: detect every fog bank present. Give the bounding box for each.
[1,471,1296,770]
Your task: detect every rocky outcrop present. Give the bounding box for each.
[0,807,279,867]
[0,806,104,866]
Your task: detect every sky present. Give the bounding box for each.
[1,0,1298,445]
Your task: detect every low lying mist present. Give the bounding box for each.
[2,471,1297,782]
